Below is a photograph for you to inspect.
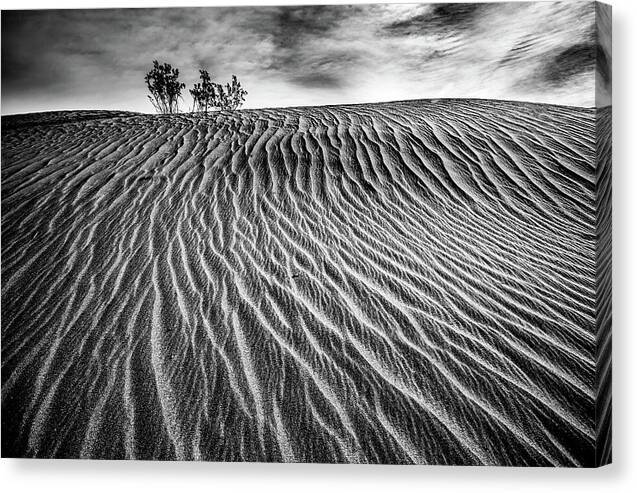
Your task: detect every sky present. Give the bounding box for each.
[1,2,611,114]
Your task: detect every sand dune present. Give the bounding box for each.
[1,100,611,465]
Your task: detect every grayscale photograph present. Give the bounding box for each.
[1,1,612,466]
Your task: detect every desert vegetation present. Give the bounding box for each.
[144,61,186,114]
[189,69,217,114]
[146,61,247,114]
[190,70,248,113]
[219,75,248,111]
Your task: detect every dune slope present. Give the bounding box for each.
[1,100,611,465]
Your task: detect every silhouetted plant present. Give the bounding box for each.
[189,69,219,114]
[190,71,247,113]
[145,61,185,114]
[220,75,248,111]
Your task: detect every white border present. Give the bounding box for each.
[1,1,635,492]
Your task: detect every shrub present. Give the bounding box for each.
[145,61,185,114]
[189,69,218,114]
[220,75,248,111]
[190,71,248,113]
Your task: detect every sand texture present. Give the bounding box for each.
[1,100,611,465]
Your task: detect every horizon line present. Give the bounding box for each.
[1,96,610,118]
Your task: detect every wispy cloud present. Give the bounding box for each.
[1,2,607,114]
[382,3,488,36]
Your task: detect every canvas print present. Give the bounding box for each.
[1,2,611,466]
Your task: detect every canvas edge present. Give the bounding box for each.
[593,0,612,469]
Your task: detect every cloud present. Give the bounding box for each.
[595,2,612,107]
[382,3,489,37]
[261,6,358,50]
[1,3,605,114]
[542,43,596,86]
[233,6,365,90]
[596,43,610,85]
[288,72,344,89]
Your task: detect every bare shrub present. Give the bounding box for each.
[219,75,248,111]
[190,71,248,113]
[145,61,185,114]
[189,69,218,113]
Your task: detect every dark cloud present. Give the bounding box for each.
[595,2,611,87]
[382,3,487,37]
[497,36,541,68]
[265,6,358,50]
[2,9,143,90]
[242,6,362,80]
[595,2,612,107]
[279,51,360,89]
[430,3,485,27]
[543,43,596,86]
[288,72,344,89]
[596,44,610,84]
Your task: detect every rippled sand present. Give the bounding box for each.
[1,100,611,465]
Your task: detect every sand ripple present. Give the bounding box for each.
[1,100,611,465]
